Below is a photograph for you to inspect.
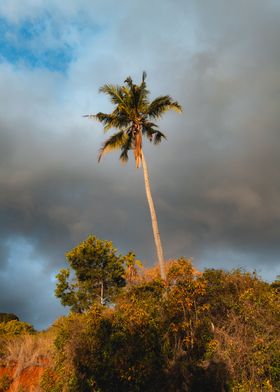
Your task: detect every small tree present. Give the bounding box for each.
[55,235,131,312]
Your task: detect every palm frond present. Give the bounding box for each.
[84,112,115,127]
[124,76,133,87]
[124,74,149,113]
[137,81,149,112]
[146,96,182,119]
[95,112,114,126]
[142,121,158,129]
[142,71,147,83]
[124,77,138,111]
[142,121,158,141]
[103,110,132,131]
[119,133,133,163]
[98,131,127,162]
[85,111,131,132]
[99,84,126,107]
[153,130,166,145]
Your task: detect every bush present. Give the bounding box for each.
[202,270,280,390]
[40,368,62,392]
[0,320,35,336]
[0,313,19,323]
[0,375,12,392]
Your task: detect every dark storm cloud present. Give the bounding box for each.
[138,0,280,269]
[0,0,279,328]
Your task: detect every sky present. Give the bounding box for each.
[0,0,279,329]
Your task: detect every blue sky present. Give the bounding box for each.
[0,9,105,72]
[0,0,279,329]
[0,19,72,71]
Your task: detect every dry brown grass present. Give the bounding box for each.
[2,331,55,378]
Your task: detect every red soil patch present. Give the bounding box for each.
[0,360,49,391]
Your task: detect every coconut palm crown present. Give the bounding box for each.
[84,72,182,168]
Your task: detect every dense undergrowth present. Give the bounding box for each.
[0,258,279,392]
[45,259,280,391]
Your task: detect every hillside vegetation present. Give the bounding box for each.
[1,257,279,392]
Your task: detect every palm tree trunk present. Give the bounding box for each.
[141,151,166,281]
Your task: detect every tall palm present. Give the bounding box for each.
[85,72,182,280]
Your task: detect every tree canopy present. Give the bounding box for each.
[55,235,136,312]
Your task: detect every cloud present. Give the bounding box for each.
[0,0,279,328]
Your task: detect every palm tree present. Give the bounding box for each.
[84,72,182,280]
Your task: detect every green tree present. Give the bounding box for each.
[55,235,128,312]
[84,72,182,280]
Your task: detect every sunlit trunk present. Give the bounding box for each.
[141,151,166,281]
[100,281,104,305]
